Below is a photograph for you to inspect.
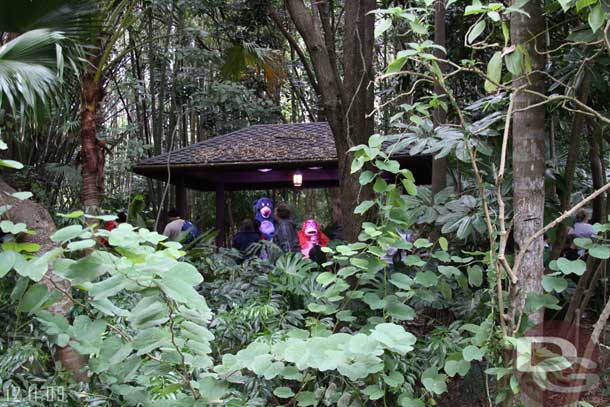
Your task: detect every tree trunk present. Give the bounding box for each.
[283,0,376,242]
[549,72,591,260]
[565,258,602,325]
[431,0,448,197]
[0,177,87,381]
[588,123,606,223]
[340,0,376,241]
[591,293,610,344]
[80,50,104,211]
[511,0,546,326]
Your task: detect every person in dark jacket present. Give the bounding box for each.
[272,203,300,253]
[233,219,261,261]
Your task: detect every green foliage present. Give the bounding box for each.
[2,0,610,405]
[0,29,67,115]
[0,141,507,406]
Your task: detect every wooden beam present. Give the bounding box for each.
[135,156,433,192]
[175,177,187,218]
[215,183,225,247]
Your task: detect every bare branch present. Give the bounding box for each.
[513,179,610,275]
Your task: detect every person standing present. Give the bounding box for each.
[567,209,596,258]
[568,209,596,239]
[233,219,261,261]
[272,203,300,253]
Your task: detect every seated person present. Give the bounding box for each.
[163,208,200,243]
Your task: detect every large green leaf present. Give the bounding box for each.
[0,160,24,169]
[386,300,416,321]
[128,295,169,329]
[589,245,610,259]
[370,323,417,354]
[90,275,129,299]
[415,270,439,287]
[157,268,207,312]
[0,220,29,235]
[13,248,62,281]
[467,19,486,44]
[0,251,18,277]
[421,367,448,395]
[50,224,84,243]
[556,258,586,275]
[542,274,568,293]
[64,254,109,284]
[132,327,170,355]
[525,293,561,312]
[444,353,471,377]
[484,51,503,93]
[70,315,106,355]
[18,283,60,315]
[390,273,413,290]
[463,345,486,361]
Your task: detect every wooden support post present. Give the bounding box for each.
[215,183,225,247]
[175,177,187,218]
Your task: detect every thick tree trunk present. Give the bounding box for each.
[0,177,87,381]
[511,0,546,326]
[80,51,104,211]
[284,0,376,242]
[340,0,376,241]
[431,0,448,197]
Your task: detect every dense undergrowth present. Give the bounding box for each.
[2,131,609,406]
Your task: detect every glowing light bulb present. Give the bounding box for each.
[293,171,303,187]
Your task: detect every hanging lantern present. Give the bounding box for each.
[293,171,303,187]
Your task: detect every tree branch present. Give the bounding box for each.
[268,6,320,96]
[513,179,610,275]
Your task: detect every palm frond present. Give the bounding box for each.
[0,0,101,115]
[220,42,286,96]
[0,0,101,39]
[0,29,67,115]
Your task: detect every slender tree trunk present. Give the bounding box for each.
[511,0,546,328]
[591,293,610,344]
[80,50,104,211]
[431,0,447,197]
[588,123,606,223]
[549,72,591,260]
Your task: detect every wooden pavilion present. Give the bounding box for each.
[133,122,431,244]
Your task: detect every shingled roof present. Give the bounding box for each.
[133,122,431,192]
[136,122,338,170]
